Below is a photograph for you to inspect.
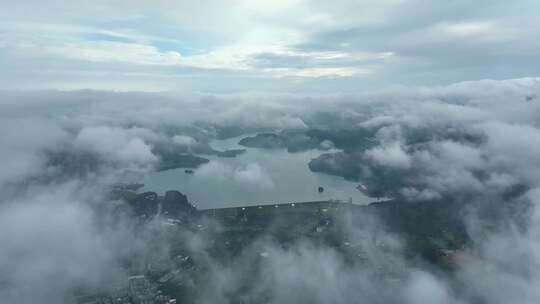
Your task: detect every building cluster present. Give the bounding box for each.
[76,275,176,304]
[127,275,175,304]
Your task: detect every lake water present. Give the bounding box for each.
[143,136,371,209]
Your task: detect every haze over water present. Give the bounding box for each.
[144,136,370,209]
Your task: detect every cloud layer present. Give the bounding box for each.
[0,77,540,303]
[1,0,539,91]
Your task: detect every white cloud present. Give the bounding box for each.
[178,46,384,77]
[234,163,274,189]
[265,67,370,78]
[74,126,157,164]
[196,161,274,189]
[45,41,182,65]
[441,21,496,37]
[364,142,411,169]
[1,77,540,303]
[6,0,538,91]
[0,183,129,303]
[404,271,454,304]
[400,187,442,201]
[172,135,197,146]
[435,141,484,170]
[0,118,68,187]
[478,121,540,184]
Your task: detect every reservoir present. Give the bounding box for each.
[143,136,370,209]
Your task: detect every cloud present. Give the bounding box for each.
[266,66,370,78]
[2,0,539,90]
[443,187,540,304]
[197,161,274,189]
[404,271,455,304]
[438,21,498,38]
[74,126,157,164]
[0,118,68,187]
[364,142,412,169]
[191,210,465,304]
[0,183,130,304]
[478,122,540,184]
[172,135,197,146]
[46,41,183,65]
[0,77,539,303]
[234,163,274,189]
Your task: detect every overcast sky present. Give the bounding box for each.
[1,0,539,92]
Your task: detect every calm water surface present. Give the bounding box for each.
[144,136,370,209]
